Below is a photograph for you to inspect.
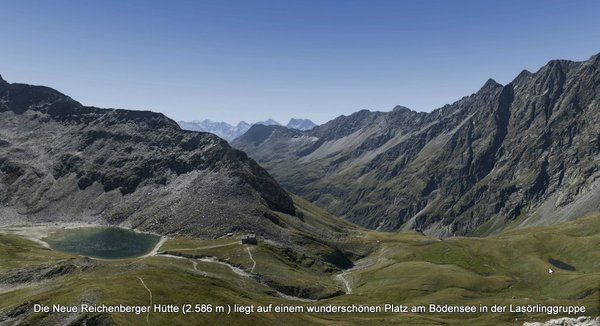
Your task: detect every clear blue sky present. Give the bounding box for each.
[1,1,599,125]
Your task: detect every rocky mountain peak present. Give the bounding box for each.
[286,118,317,131]
[479,78,503,92]
[0,74,6,85]
[513,69,533,83]
[255,118,281,126]
[239,124,278,146]
[391,105,413,113]
[540,59,578,78]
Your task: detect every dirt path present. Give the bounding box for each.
[192,261,200,273]
[72,263,83,278]
[335,273,352,294]
[157,254,208,277]
[197,257,253,278]
[138,277,152,326]
[170,242,238,251]
[246,247,257,273]
[156,254,314,302]
[335,246,386,295]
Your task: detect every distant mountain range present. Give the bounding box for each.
[177,120,253,142]
[178,118,317,141]
[233,53,600,237]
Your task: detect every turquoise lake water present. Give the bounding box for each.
[44,227,160,259]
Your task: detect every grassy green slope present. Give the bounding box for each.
[1,205,598,325]
[328,213,600,325]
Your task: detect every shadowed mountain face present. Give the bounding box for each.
[233,54,600,237]
[0,75,296,239]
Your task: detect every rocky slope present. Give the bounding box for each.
[286,118,317,131]
[233,53,600,237]
[0,75,298,240]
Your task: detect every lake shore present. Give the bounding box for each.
[0,223,167,258]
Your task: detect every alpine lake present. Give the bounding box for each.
[43,227,160,259]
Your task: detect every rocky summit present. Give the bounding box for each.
[233,53,600,237]
[286,118,317,131]
[0,76,296,239]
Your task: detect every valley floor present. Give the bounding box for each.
[0,214,599,325]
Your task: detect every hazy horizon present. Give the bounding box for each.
[1,1,600,125]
